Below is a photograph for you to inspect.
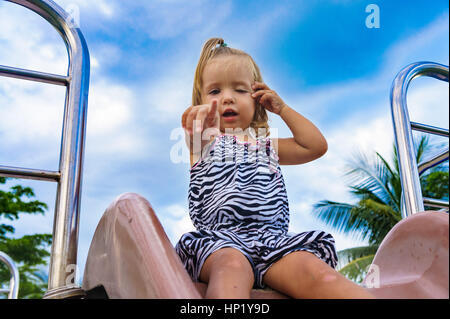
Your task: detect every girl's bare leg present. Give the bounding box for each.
[199,247,254,299]
[263,251,376,299]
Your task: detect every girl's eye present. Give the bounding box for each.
[208,89,248,94]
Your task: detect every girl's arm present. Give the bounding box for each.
[274,105,328,165]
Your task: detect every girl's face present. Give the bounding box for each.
[201,55,255,134]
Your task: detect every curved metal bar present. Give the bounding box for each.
[390,62,449,219]
[0,64,69,86]
[423,197,449,210]
[0,165,61,182]
[0,252,20,299]
[411,122,449,137]
[4,0,90,298]
[418,149,449,176]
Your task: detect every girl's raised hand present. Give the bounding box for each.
[251,82,286,115]
[182,99,220,138]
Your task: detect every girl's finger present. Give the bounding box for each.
[195,107,208,133]
[259,93,271,106]
[181,105,193,128]
[185,107,198,134]
[206,100,218,123]
[251,89,271,98]
[252,82,270,91]
[208,99,217,114]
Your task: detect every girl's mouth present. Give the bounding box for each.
[223,115,238,122]
[222,110,238,122]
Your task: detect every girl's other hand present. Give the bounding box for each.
[251,82,287,115]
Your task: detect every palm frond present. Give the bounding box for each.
[311,201,364,240]
[339,254,375,284]
[375,151,402,210]
[352,199,401,244]
[344,150,399,211]
[414,134,430,163]
[348,185,386,205]
[312,200,383,243]
[336,245,379,270]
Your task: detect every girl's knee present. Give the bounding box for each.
[201,247,254,283]
[303,256,338,283]
[289,251,338,287]
[204,248,255,299]
[214,248,253,273]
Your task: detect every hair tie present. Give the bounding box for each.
[221,42,227,47]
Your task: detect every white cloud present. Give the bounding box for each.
[130,0,233,40]
[156,203,195,245]
[56,0,116,19]
[0,79,66,171]
[144,74,193,126]
[87,81,133,135]
[383,12,449,74]
[0,76,149,163]
[89,43,121,72]
[0,2,68,74]
[0,79,65,142]
[407,80,449,131]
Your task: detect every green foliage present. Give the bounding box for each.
[311,134,449,283]
[0,177,51,299]
[336,245,379,283]
[422,170,449,201]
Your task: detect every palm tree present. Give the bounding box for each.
[311,134,449,283]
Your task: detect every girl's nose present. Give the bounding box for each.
[221,89,235,105]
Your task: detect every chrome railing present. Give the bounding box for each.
[390,62,449,219]
[0,252,19,299]
[0,0,90,298]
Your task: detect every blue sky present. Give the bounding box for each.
[0,0,448,284]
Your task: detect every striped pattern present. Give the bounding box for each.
[175,134,338,288]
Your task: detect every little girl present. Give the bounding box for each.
[176,38,375,299]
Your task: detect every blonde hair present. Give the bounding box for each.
[192,37,270,137]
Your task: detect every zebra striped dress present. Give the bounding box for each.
[175,133,338,288]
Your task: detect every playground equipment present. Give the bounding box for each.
[390,62,449,218]
[0,252,19,299]
[361,62,449,298]
[0,0,448,299]
[0,0,90,299]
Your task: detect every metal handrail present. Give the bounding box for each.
[390,61,449,219]
[0,165,61,182]
[0,252,20,299]
[418,149,449,176]
[411,122,449,137]
[423,197,449,209]
[0,64,69,86]
[1,0,90,299]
